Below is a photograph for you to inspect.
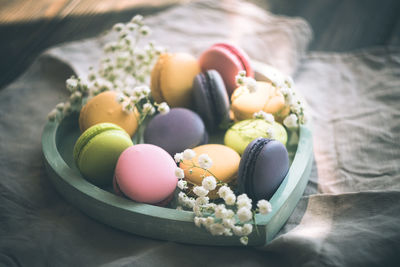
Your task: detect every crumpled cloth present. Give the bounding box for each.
[1,0,400,266]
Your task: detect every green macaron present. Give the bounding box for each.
[73,122,133,186]
[224,119,287,155]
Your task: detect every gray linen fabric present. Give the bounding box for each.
[1,0,400,266]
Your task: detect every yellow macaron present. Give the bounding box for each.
[79,91,139,137]
[231,81,290,122]
[151,52,200,108]
[180,144,240,198]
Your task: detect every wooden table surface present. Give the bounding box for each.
[1,0,399,89]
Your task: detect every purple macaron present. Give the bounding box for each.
[143,107,208,156]
[192,70,230,132]
[237,138,289,201]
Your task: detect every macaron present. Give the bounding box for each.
[237,138,289,201]
[143,108,208,156]
[230,81,290,122]
[114,144,178,205]
[180,144,240,197]
[151,52,200,108]
[192,70,230,131]
[79,91,139,137]
[73,123,133,186]
[224,119,287,155]
[199,43,254,96]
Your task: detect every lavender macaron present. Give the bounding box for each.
[192,70,230,132]
[237,138,289,201]
[143,107,208,156]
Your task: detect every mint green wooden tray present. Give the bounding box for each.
[42,63,313,246]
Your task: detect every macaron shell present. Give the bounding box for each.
[151,53,200,108]
[77,129,133,186]
[224,119,287,155]
[79,91,139,137]
[115,144,177,204]
[193,70,230,131]
[143,108,208,156]
[238,138,289,200]
[180,144,240,185]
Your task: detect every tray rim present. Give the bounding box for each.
[41,62,313,246]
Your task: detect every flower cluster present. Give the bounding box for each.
[47,15,169,125]
[235,70,257,93]
[174,149,272,245]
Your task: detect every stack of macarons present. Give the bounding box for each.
[72,42,294,206]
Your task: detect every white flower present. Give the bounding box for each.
[131,14,143,24]
[253,111,274,123]
[217,185,232,199]
[224,209,234,219]
[238,70,246,77]
[198,154,213,170]
[122,101,134,113]
[177,180,187,190]
[285,76,294,88]
[47,109,58,121]
[245,77,257,93]
[183,149,196,160]
[242,224,253,236]
[209,223,225,236]
[240,236,249,245]
[236,194,252,209]
[194,217,202,227]
[204,216,214,227]
[178,192,187,205]
[237,207,252,223]
[193,205,202,216]
[175,167,185,179]
[223,228,233,236]
[185,198,195,209]
[202,176,217,191]
[174,152,183,163]
[232,226,243,236]
[142,103,153,114]
[115,93,126,103]
[112,23,125,32]
[290,100,302,114]
[214,204,227,219]
[224,193,236,206]
[63,101,72,115]
[235,75,245,86]
[195,196,209,206]
[222,218,235,229]
[140,85,151,96]
[56,102,65,111]
[157,102,170,114]
[70,91,82,102]
[140,26,151,36]
[257,199,272,214]
[193,186,209,197]
[66,78,78,92]
[283,113,298,129]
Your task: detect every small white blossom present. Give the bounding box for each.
[195,196,209,206]
[283,113,299,129]
[240,236,249,245]
[257,199,272,214]
[204,216,214,227]
[223,228,233,236]
[140,26,151,36]
[218,185,232,199]
[176,206,183,211]
[245,77,257,93]
[47,109,58,121]
[236,194,252,209]
[112,23,125,32]
[178,192,187,204]
[183,149,196,160]
[202,176,217,191]
[224,193,236,206]
[285,76,294,88]
[209,223,225,236]
[198,154,213,170]
[174,152,184,163]
[237,207,252,223]
[238,70,246,77]
[66,78,78,92]
[194,217,202,227]
[193,205,202,216]
[242,224,253,236]
[122,101,134,113]
[142,103,153,114]
[232,226,243,236]
[177,179,187,190]
[63,101,72,115]
[235,75,245,86]
[131,14,143,24]
[70,91,82,102]
[222,218,235,229]
[214,204,227,219]
[193,186,209,197]
[253,111,274,123]
[56,102,65,111]
[185,198,195,209]
[157,102,170,114]
[174,167,185,179]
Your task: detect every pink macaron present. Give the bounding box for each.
[113,144,177,205]
[199,43,254,96]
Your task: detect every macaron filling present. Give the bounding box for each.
[240,138,272,199]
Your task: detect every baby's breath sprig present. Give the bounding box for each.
[47,15,167,126]
[235,70,257,93]
[173,148,273,245]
